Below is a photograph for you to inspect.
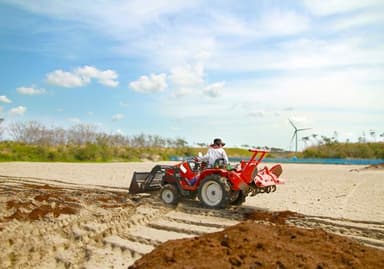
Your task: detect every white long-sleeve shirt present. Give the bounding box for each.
[202,146,229,167]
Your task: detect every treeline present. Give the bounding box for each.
[0,121,193,162]
[1,121,383,161]
[0,141,196,162]
[302,142,384,159]
[4,121,189,148]
[0,121,261,162]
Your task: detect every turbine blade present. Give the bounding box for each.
[297,128,312,131]
[288,119,297,129]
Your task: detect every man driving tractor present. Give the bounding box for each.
[201,138,229,168]
[185,138,229,186]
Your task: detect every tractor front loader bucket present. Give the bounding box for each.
[129,165,170,194]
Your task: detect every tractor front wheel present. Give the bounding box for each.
[198,175,230,209]
[160,184,179,205]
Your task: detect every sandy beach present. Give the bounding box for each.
[1,161,382,221]
[0,161,383,268]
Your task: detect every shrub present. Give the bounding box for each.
[303,142,384,159]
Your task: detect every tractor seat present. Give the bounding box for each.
[213,158,226,169]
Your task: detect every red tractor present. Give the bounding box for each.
[129,149,284,209]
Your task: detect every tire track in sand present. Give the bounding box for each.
[0,177,240,268]
[1,176,383,268]
[288,215,384,250]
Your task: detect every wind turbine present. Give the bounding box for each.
[289,119,311,152]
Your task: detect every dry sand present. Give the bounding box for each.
[0,161,176,188]
[0,161,383,268]
[1,162,382,222]
[244,163,384,222]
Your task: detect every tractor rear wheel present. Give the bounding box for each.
[198,175,230,209]
[160,184,179,205]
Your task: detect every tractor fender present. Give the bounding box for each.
[179,161,195,180]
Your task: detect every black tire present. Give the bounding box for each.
[230,190,246,206]
[187,191,197,200]
[198,175,230,209]
[160,184,179,205]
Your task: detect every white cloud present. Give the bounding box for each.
[258,10,310,36]
[166,65,225,98]
[112,113,124,121]
[17,86,46,95]
[222,66,384,112]
[46,70,84,87]
[129,73,167,93]
[170,64,204,88]
[75,66,119,87]
[302,0,382,16]
[4,0,197,33]
[126,32,217,71]
[75,65,99,83]
[330,11,384,31]
[209,12,250,36]
[173,88,194,98]
[129,65,223,98]
[9,106,26,116]
[97,70,119,87]
[204,82,225,98]
[46,65,119,88]
[209,36,384,73]
[0,95,12,103]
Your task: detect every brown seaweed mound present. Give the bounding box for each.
[130,221,384,269]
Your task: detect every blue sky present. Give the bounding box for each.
[0,0,383,149]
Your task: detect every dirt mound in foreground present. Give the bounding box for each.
[129,221,384,269]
